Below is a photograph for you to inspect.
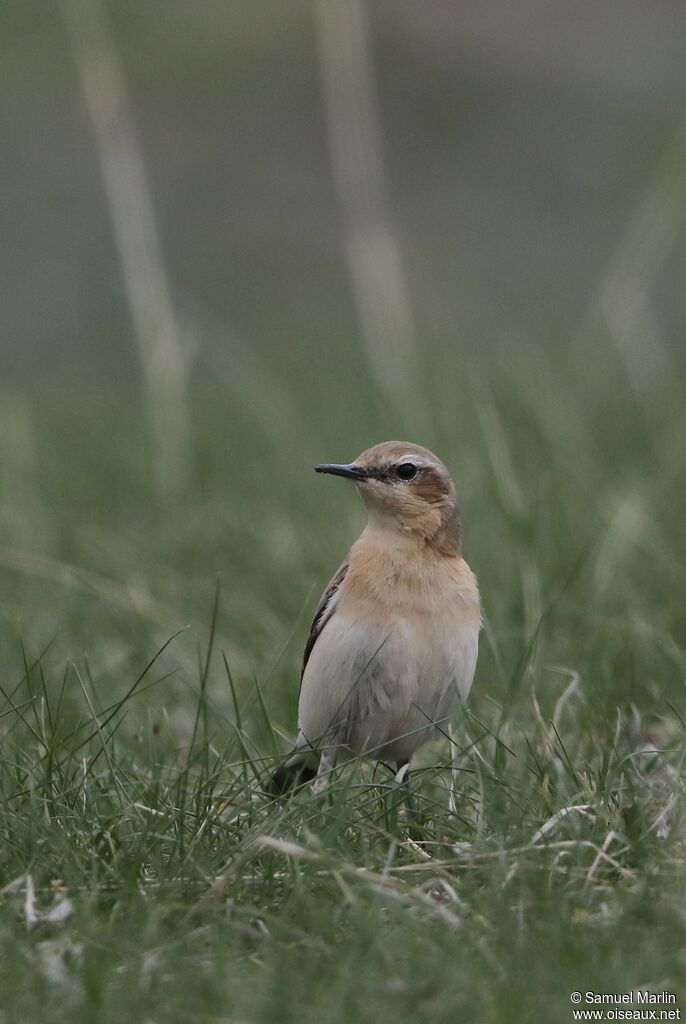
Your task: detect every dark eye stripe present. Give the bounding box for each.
[365,462,423,482]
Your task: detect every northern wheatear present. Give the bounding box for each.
[272,441,480,795]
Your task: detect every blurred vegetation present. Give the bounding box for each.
[1,2,685,1022]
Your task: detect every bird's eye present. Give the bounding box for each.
[396,462,418,481]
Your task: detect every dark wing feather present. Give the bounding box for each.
[270,562,348,796]
[300,561,348,685]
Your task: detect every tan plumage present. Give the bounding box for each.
[272,441,480,795]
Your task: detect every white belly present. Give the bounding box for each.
[298,609,479,764]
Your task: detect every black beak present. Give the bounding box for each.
[314,463,367,481]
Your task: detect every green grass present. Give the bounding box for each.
[0,348,685,1023]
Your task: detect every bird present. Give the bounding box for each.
[270,441,480,796]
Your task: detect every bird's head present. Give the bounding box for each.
[315,441,461,555]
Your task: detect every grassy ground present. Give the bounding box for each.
[0,341,684,1023]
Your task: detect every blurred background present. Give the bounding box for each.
[2,0,686,734]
